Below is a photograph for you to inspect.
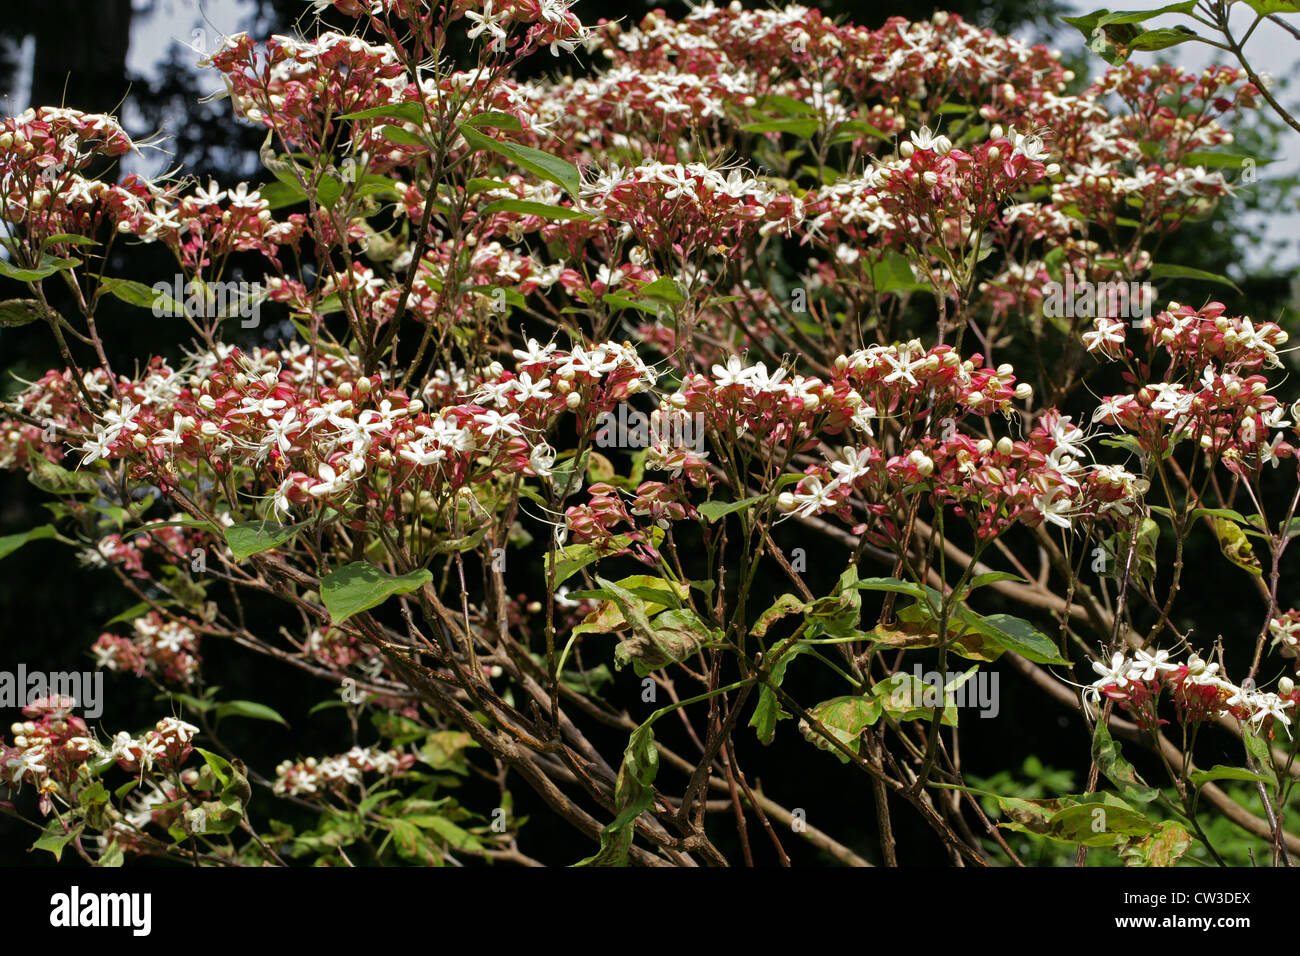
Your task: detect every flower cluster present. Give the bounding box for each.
[1088,649,1296,736]
[2,707,199,808]
[92,612,202,685]
[578,161,804,253]
[1089,302,1295,467]
[272,745,416,797]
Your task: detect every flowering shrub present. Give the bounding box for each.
[1,0,1298,867]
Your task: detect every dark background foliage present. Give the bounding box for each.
[0,0,1292,866]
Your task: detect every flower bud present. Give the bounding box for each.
[996,436,1013,456]
[1281,676,1295,696]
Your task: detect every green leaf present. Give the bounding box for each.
[869,251,929,294]
[479,198,596,220]
[741,118,819,138]
[100,277,172,312]
[78,781,110,808]
[33,820,80,861]
[1129,24,1199,50]
[1063,5,1199,64]
[576,719,658,866]
[258,180,306,210]
[195,748,232,789]
[568,574,685,612]
[316,173,345,209]
[459,125,581,197]
[1120,820,1193,866]
[872,672,960,726]
[800,694,882,760]
[1149,262,1242,293]
[385,818,440,865]
[417,815,484,851]
[103,601,151,627]
[0,254,79,282]
[963,571,1027,593]
[851,576,930,601]
[462,111,524,131]
[1189,765,1272,787]
[967,613,1069,665]
[697,497,764,523]
[751,593,804,640]
[1180,151,1271,169]
[97,841,126,867]
[0,298,43,327]
[1213,515,1262,576]
[803,565,864,638]
[1242,730,1278,787]
[215,699,289,727]
[27,454,100,495]
[224,520,305,561]
[339,102,426,124]
[601,577,716,675]
[751,648,803,745]
[42,233,99,248]
[1093,719,1159,803]
[545,532,641,586]
[755,94,817,116]
[1040,800,1155,845]
[1187,506,1248,524]
[0,523,56,561]
[466,176,513,195]
[381,124,426,147]
[600,292,662,315]
[1239,0,1299,12]
[637,276,685,304]
[320,562,432,624]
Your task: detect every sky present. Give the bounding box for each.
[1058,0,1300,272]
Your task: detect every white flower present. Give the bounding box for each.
[511,371,553,403]
[1033,486,1074,529]
[473,409,523,440]
[465,2,509,45]
[711,356,748,388]
[908,125,951,154]
[1090,652,1130,690]
[828,447,873,484]
[1128,648,1178,682]
[529,441,556,477]
[787,476,841,519]
[308,462,351,497]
